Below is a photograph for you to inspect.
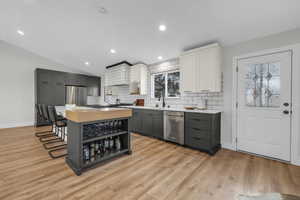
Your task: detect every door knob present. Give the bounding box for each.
[283,110,290,115]
[283,102,289,107]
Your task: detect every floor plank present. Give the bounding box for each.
[0,126,299,200]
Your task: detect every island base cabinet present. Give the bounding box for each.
[184,113,221,155]
[66,118,131,176]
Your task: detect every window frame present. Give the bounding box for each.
[151,70,180,99]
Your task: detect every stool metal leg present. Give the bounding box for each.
[48,146,67,159]
[43,140,66,150]
[43,127,66,150]
[39,126,62,142]
[35,125,54,137]
[48,127,67,159]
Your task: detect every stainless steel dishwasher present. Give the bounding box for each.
[164,111,184,145]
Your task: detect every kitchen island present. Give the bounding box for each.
[65,107,132,175]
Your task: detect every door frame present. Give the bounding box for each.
[232,44,300,166]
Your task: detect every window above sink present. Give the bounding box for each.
[151,70,180,99]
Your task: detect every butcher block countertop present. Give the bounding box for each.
[65,108,132,123]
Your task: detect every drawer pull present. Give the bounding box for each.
[192,137,202,141]
[192,127,201,131]
[192,118,209,122]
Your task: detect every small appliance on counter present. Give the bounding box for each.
[134,99,144,106]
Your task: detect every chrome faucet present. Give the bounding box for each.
[158,91,166,108]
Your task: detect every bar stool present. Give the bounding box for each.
[35,104,54,137]
[42,105,66,150]
[47,105,68,159]
[39,104,62,143]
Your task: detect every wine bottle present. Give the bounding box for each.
[99,140,103,157]
[98,141,102,158]
[83,145,90,164]
[95,141,99,158]
[118,120,123,131]
[90,143,95,162]
[109,137,114,153]
[115,136,121,152]
[104,138,109,155]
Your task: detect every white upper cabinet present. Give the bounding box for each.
[129,63,148,95]
[180,52,197,93]
[104,64,130,86]
[180,43,222,93]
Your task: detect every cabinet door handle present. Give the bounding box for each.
[167,115,183,117]
[283,102,289,107]
[192,127,201,131]
[283,110,290,115]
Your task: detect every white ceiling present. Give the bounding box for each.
[0,0,300,74]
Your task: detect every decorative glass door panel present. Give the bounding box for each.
[245,62,280,107]
[237,51,292,161]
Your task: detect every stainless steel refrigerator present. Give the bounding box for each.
[65,86,87,106]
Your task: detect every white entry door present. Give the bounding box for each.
[237,51,292,161]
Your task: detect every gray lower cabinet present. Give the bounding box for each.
[129,108,221,155]
[184,112,221,155]
[151,112,163,139]
[143,110,153,136]
[129,109,163,139]
[130,109,143,133]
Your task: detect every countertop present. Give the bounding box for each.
[65,107,132,123]
[121,106,222,114]
[85,103,133,108]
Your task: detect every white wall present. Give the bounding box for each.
[222,28,300,156]
[0,40,90,128]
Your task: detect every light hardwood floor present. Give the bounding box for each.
[0,126,299,200]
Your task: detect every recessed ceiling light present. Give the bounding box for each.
[110,49,116,54]
[85,61,90,66]
[17,30,25,36]
[159,25,166,32]
[158,56,163,60]
[98,7,108,14]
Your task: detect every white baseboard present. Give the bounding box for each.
[0,122,34,129]
[292,158,300,166]
[221,142,236,151]
[221,142,300,166]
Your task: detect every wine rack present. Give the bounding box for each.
[65,118,131,175]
